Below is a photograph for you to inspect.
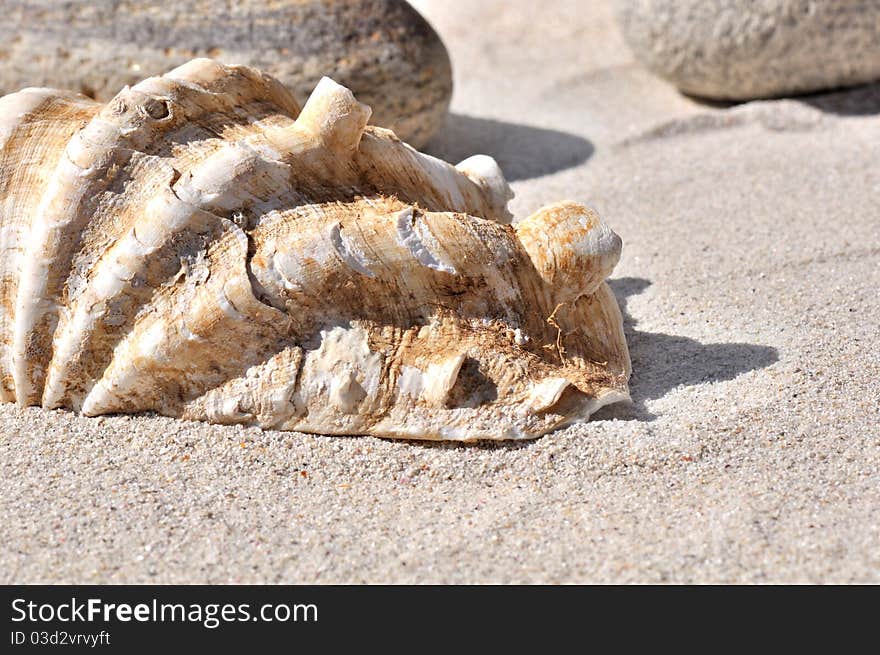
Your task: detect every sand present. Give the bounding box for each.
[1,0,878,583]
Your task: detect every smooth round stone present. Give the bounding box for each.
[615,0,880,100]
[0,0,452,147]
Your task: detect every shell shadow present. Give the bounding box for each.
[592,277,779,422]
[424,113,594,181]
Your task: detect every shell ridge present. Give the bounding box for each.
[0,90,102,401]
[35,62,307,407]
[80,216,292,417]
[8,92,112,404]
[42,169,226,409]
[12,88,170,403]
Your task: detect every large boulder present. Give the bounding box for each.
[0,0,452,147]
[615,0,880,100]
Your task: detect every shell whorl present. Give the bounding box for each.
[0,59,629,440]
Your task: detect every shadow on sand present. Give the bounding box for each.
[797,80,880,117]
[424,113,594,181]
[682,80,880,118]
[592,278,779,421]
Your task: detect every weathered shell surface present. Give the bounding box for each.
[0,59,629,440]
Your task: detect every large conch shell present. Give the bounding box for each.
[0,59,629,440]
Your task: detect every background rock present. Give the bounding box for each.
[615,0,880,100]
[0,0,452,147]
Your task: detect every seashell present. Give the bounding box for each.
[0,59,629,440]
[0,0,452,148]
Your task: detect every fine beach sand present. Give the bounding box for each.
[1,0,878,583]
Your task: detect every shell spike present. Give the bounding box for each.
[423,353,467,407]
[455,155,514,223]
[296,77,372,154]
[528,377,571,412]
